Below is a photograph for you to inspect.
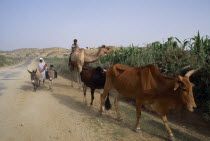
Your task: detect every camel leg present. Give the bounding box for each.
[161,115,174,141]
[70,70,74,87]
[76,70,80,89]
[90,88,95,106]
[134,100,143,132]
[77,65,82,89]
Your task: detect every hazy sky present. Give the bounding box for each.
[0,0,210,51]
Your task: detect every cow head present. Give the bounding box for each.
[174,68,200,112]
[28,69,37,84]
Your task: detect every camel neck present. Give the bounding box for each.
[84,48,104,63]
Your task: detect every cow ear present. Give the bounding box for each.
[27,70,32,73]
[174,75,183,90]
[174,82,180,90]
[96,67,103,73]
[191,83,195,87]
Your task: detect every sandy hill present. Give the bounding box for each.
[0,45,120,60]
[0,47,70,58]
[0,46,118,59]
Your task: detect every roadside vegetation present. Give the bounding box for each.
[45,32,210,121]
[92,32,210,121]
[0,55,24,67]
[45,57,69,76]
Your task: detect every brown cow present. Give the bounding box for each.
[100,64,199,141]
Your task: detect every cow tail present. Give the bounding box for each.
[105,93,112,110]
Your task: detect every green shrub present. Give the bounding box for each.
[0,55,24,67]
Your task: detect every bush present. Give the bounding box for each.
[0,55,24,67]
[45,57,69,76]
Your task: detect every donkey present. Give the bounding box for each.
[27,69,41,91]
[46,65,57,90]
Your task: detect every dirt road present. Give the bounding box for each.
[0,59,209,141]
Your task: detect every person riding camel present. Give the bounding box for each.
[71,39,79,52]
[69,39,79,66]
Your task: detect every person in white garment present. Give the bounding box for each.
[38,58,47,81]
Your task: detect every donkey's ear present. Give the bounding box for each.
[35,69,37,73]
[27,70,32,73]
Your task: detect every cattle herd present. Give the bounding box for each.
[28,55,200,141]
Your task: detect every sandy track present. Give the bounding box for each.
[0,59,209,141]
[0,60,99,141]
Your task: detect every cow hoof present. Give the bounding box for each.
[168,136,175,141]
[134,129,142,133]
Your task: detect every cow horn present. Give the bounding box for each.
[185,68,201,77]
[175,65,191,75]
[103,69,107,72]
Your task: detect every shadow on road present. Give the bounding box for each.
[52,92,203,141]
[19,81,49,92]
[145,120,202,141]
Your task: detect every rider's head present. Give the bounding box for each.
[39,58,43,63]
[73,39,77,44]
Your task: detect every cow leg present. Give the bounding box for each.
[82,84,87,104]
[90,88,95,106]
[134,100,142,132]
[100,89,109,114]
[161,115,174,141]
[114,94,122,120]
[100,77,112,114]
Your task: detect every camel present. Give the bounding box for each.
[69,45,113,88]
